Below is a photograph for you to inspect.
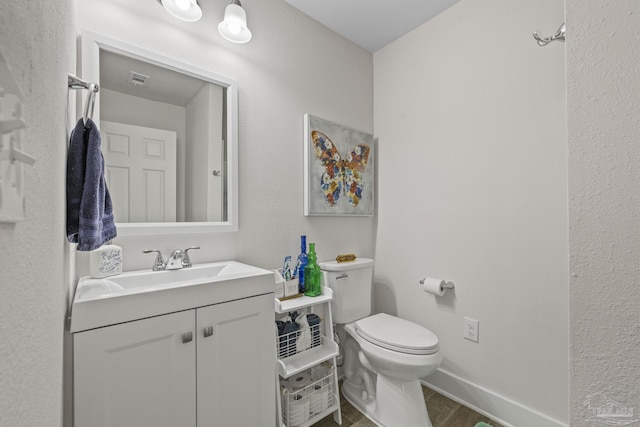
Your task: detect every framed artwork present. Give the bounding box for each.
[304,114,374,216]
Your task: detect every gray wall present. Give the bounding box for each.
[374,0,568,425]
[566,0,640,424]
[0,0,75,425]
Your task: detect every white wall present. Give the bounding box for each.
[184,84,224,222]
[76,0,374,276]
[0,0,74,425]
[185,84,210,222]
[566,0,640,424]
[373,1,568,426]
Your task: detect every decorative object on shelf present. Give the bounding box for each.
[304,114,374,216]
[303,243,322,297]
[295,235,308,293]
[336,253,356,263]
[0,51,33,223]
[275,268,301,300]
[533,22,565,46]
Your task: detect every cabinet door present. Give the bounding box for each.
[196,294,275,426]
[74,310,196,427]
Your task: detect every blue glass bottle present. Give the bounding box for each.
[296,235,308,293]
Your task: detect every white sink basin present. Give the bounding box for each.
[75,261,261,299]
[70,261,273,333]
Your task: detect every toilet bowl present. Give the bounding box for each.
[320,258,442,427]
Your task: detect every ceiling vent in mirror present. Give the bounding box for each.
[127,71,150,86]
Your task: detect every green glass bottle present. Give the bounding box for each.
[304,243,321,297]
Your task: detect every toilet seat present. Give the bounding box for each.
[355,313,439,355]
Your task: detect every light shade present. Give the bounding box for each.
[218,0,252,44]
[161,0,202,22]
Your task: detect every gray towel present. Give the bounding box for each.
[66,118,117,251]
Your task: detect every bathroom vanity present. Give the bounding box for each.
[69,261,275,427]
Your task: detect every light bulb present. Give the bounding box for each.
[228,22,242,34]
[175,0,191,10]
[218,1,252,43]
[161,0,202,21]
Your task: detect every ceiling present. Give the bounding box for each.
[283,0,462,52]
[100,50,206,107]
[99,0,462,106]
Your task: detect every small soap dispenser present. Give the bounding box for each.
[89,244,122,278]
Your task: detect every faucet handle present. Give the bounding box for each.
[143,249,165,271]
[183,246,201,268]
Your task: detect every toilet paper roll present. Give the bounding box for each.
[287,372,312,391]
[421,277,446,296]
[309,383,330,415]
[287,393,310,427]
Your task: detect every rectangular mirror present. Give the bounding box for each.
[81,30,238,235]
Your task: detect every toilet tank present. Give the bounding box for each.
[319,258,374,324]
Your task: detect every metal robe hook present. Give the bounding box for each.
[533,22,565,46]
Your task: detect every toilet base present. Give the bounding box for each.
[342,375,433,427]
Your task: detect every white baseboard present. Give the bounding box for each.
[422,368,568,427]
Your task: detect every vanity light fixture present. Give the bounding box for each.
[158,0,252,44]
[160,0,203,22]
[217,0,252,44]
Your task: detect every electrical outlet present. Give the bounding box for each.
[464,317,479,342]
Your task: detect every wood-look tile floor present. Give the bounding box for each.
[312,384,504,427]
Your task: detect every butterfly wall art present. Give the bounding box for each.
[303,114,374,216]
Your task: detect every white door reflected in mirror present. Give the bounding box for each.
[102,121,177,223]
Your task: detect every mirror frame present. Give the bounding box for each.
[80,29,239,235]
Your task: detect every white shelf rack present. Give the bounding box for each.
[281,364,339,427]
[277,339,339,378]
[275,287,334,313]
[275,286,342,427]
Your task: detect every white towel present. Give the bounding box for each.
[296,314,312,352]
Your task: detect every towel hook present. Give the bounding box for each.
[533,22,565,46]
[82,82,99,125]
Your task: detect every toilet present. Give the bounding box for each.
[320,258,442,427]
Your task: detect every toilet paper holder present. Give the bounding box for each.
[419,277,455,293]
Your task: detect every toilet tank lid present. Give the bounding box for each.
[319,258,374,271]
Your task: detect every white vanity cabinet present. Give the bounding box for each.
[196,294,275,426]
[74,310,196,427]
[73,293,274,427]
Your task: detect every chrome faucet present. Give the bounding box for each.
[142,249,166,271]
[143,247,201,271]
[165,249,185,270]
[182,246,200,268]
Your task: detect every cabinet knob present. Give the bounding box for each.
[203,326,214,338]
[182,332,193,343]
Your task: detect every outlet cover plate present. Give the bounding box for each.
[464,317,479,342]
